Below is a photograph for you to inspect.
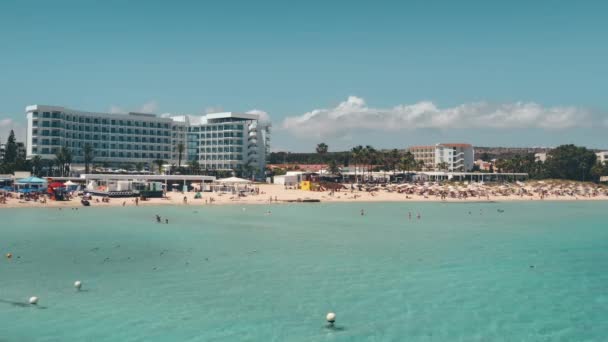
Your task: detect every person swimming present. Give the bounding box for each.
[360,209,365,216]
[155,215,161,223]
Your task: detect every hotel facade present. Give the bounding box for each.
[25,105,270,176]
[408,143,474,172]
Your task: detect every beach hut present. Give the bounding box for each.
[15,176,47,191]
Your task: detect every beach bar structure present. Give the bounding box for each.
[81,174,216,195]
[415,171,528,182]
[14,176,48,191]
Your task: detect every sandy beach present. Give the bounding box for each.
[1,181,607,209]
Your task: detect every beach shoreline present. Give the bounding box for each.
[1,183,607,209]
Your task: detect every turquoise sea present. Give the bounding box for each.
[1,201,607,341]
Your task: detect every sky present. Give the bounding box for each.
[1,0,607,152]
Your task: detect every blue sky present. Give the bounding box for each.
[1,0,607,152]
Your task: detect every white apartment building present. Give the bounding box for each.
[596,151,608,164]
[184,112,270,174]
[25,105,270,177]
[408,143,474,172]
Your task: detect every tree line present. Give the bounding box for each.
[271,143,608,183]
[494,144,608,182]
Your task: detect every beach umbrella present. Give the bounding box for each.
[49,182,64,188]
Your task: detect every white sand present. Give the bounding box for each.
[1,181,607,209]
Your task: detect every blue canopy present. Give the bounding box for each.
[16,176,47,184]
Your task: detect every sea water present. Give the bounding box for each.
[1,201,607,341]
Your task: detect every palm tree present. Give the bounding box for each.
[135,162,145,172]
[54,145,72,176]
[189,160,201,175]
[400,152,415,173]
[436,162,449,172]
[177,142,185,168]
[388,149,400,174]
[416,160,425,171]
[316,142,328,156]
[31,155,42,176]
[327,159,340,175]
[83,143,94,174]
[154,159,166,174]
[350,145,363,183]
[363,145,376,181]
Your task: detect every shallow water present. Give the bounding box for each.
[1,201,607,341]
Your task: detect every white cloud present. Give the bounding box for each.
[281,96,592,138]
[246,109,271,122]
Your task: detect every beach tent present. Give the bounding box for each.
[15,176,47,189]
[217,177,252,184]
[49,182,65,188]
[16,176,47,185]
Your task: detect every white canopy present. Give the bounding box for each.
[217,177,252,184]
[64,180,77,186]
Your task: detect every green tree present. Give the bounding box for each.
[387,149,400,174]
[135,162,145,172]
[350,145,364,183]
[591,161,607,182]
[316,142,328,155]
[177,142,185,167]
[399,152,415,173]
[327,159,340,175]
[3,130,18,164]
[544,145,596,181]
[54,146,72,176]
[31,155,42,176]
[189,160,201,175]
[436,162,449,171]
[83,143,94,174]
[154,159,166,174]
[363,145,377,180]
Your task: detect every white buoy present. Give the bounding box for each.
[74,280,82,290]
[326,312,336,325]
[29,296,39,305]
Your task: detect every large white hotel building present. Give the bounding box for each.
[408,143,475,172]
[25,105,270,176]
